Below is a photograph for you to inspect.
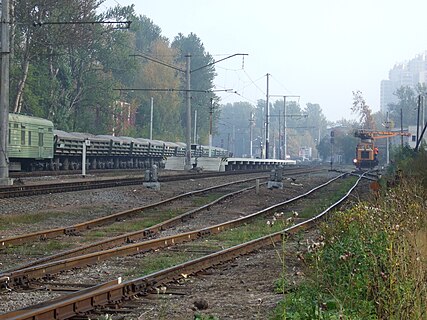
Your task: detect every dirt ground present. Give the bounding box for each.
[0,170,371,319]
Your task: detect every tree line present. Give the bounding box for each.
[10,0,216,143]
[9,1,422,162]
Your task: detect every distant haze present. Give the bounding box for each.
[102,0,427,122]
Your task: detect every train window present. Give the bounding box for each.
[28,131,32,145]
[38,132,44,146]
[361,151,370,159]
[8,129,11,144]
[21,129,25,145]
[14,123,18,128]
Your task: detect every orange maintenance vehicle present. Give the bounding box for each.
[353,129,410,169]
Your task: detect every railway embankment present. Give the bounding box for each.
[271,150,427,319]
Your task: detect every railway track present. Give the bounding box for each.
[0,178,268,277]
[1,171,344,289]
[0,172,366,320]
[0,169,272,199]
[1,168,321,249]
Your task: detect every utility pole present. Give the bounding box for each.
[278,109,281,159]
[150,97,153,140]
[400,108,404,147]
[417,94,421,147]
[185,54,192,169]
[0,0,11,185]
[284,96,287,159]
[249,111,254,158]
[386,111,390,165]
[265,73,270,159]
[269,95,300,160]
[130,52,246,170]
[208,98,213,157]
[193,109,197,144]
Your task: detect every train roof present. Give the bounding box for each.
[120,136,142,143]
[163,141,180,147]
[9,113,53,127]
[96,135,127,143]
[135,138,163,146]
[55,130,108,142]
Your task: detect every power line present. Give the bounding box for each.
[113,88,233,93]
[270,74,294,96]
[32,20,131,29]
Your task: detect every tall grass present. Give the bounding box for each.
[273,177,427,319]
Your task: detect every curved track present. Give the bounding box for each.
[0,172,366,320]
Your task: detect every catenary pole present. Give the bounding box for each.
[249,111,254,158]
[150,97,153,140]
[269,95,300,161]
[284,96,287,159]
[208,98,213,157]
[386,111,390,165]
[193,109,197,144]
[130,52,247,169]
[400,108,403,147]
[0,0,11,185]
[185,54,192,170]
[265,73,270,159]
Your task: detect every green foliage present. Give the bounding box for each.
[273,177,427,319]
[126,251,191,277]
[0,211,66,229]
[172,33,216,143]
[389,145,427,187]
[351,90,375,129]
[6,240,72,256]
[9,2,217,141]
[317,127,358,164]
[215,102,254,156]
[387,86,422,127]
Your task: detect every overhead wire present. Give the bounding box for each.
[269,74,294,96]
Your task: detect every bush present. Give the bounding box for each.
[273,177,427,319]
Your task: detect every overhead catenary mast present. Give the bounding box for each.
[0,0,11,185]
[265,73,270,159]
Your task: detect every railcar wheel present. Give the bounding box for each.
[63,158,69,170]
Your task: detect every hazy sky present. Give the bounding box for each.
[101,0,427,122]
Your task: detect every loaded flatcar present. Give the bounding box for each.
[6,113,231,171]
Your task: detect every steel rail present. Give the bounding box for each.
[1,183,260,276]
[0,169,271,198]
[0,176,268,249]
[1,168,320,248]
[0,173,365,320]
[1,171,343,289]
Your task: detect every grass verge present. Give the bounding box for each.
[272,177,427,319]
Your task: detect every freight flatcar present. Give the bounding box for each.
[6,113,230,171]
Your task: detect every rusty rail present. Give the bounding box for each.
[0,176,267,249]
[1,168,321,248]
[0,169,271,198]
[1,172,344,289]
[0,173,365,320]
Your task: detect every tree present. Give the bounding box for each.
[387,84,426,127]
[172,33,217,143]
[137,39,183,140]
[351,90,375,129]
[214,102,254,156]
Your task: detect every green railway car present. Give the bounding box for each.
[8,113,54,171]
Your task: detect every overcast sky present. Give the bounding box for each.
[101,0,427,122]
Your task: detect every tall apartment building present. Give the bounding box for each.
[380,51,427,113]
